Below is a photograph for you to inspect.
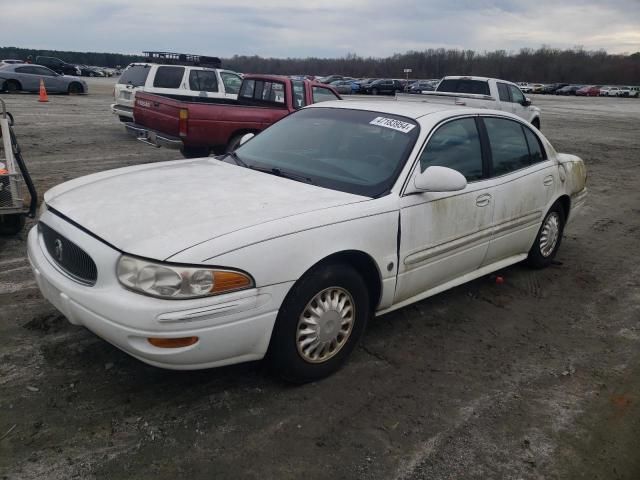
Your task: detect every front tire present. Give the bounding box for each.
[269,263,370,383]
[531,118,541,130]
[526,203,565,268]
[371,88,378,95]
[68,82,83,95]
[0,214,25,235]
[180,145,209,158]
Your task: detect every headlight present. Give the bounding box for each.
[117,255,254,299]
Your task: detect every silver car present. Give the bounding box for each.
[0,64,87,94]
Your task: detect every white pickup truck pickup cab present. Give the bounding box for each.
[399,76,541,129]
[111,63,243,121]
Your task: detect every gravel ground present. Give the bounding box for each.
[1,78,639,479]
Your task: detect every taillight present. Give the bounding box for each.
[179,108,188,137]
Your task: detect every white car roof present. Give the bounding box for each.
[309,100,465,120]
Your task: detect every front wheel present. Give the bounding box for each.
[526,203,565,269]
[180,145,210,158]
[0,214,26,235]
[269,263,370,383]
[371,88,378,95]
[68,82,83,95]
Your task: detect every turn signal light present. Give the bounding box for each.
[212,271,253,293]
[148,336,199,348]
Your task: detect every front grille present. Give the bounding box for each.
[39,222,98,286]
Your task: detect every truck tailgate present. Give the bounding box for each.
[133,92,181,138]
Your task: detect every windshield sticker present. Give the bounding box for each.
[369,116,416,133]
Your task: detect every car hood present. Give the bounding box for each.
[44,159,367,260]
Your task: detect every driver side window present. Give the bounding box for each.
[419,118,484,181]
[508,85,525,104]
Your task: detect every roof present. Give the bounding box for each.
[308,99,464,120]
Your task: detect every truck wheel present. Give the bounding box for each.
[225,134,244,153]
[531,118,540,130]
[0,215,25,236]
[180,146,210,159]
[268,263,370,383]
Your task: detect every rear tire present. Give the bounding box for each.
[180,145,209,159]
[5,80,20,93]
[269,263,370,383]
[526,203,565,269]
[371,88,378,95]
[0,214,25,235]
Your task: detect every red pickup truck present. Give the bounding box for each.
[126,74,341,157]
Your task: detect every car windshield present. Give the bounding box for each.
[232,108,420,197]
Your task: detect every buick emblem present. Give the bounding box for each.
[54,239,64,262]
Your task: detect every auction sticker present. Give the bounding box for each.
[369,116,416,133]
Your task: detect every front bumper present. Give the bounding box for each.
[110,103,133,119]
[125,122,183,150]
[27,212,291,370]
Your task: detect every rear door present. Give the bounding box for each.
[480,116,556,265]
[149,66,186,97]
[13,66,39,91]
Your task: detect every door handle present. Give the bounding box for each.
[543,175,554,186]
[476,194,491,207]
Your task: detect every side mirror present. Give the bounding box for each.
[522,97,532,106]
[406,166,467,194]
[239,133,255,146]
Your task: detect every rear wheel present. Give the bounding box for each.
[68,82,83,95]
[371,88,379,95]
[180,145,209,159]
[526,203,565,269]
[269,263,370,383]
[5,80,20,93]
[0,214,25,235]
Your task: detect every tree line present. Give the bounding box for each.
[2,46,639,84]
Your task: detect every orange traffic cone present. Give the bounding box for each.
[38,79,48,102]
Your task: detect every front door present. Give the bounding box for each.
[395,116,495,303]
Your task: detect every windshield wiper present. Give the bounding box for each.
[226,151,248,168]
[250,165,315,185]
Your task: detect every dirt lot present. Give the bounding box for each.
[1,78,639,479]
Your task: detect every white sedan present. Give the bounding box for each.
[28,101,587,383]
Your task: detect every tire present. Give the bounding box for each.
[531,118,541,130]
[5,80,20,93]
[371,88,378,95]
[180,145,209,159]
[526,202,565,269]
[225,134,244,154]
[0,214,25,235]
[68,82,83,95]
[269,263,370,383]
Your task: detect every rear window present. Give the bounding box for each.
[437,79,490,96]
[118,65,150,87]
[153,66,185,89]
[189,70,218,92]
[239,79,286,105]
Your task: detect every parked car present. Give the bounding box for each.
[0,59,24,65]
[599,86,620,96]
[627,86,640,98]
[409,80,435,94]
[541,83,568,94]
[361,79,404,95]
[555,85,582,95]
[616,86,632,97]
[127,75,341,157]
[111,62,243,121]
[576,85,601,96]
[29,101,587,382]
[0,63,87,94]
[35,56,81,76]
[332,80,358,95]
[318,75,344,84]
[413,76,541,128]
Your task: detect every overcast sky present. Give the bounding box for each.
[2,0,638,57]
